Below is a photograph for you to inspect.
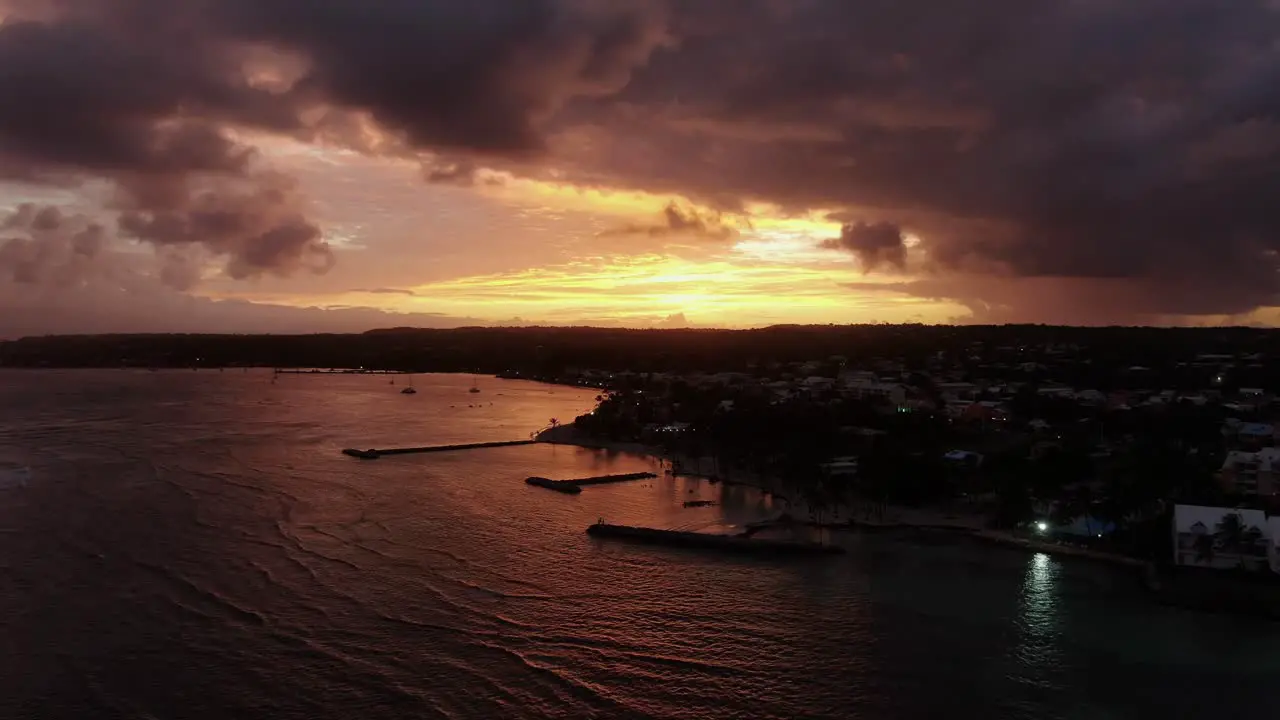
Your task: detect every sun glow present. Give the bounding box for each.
[387,254,956,325]
[196,251,961,326]
[173,138,963,327]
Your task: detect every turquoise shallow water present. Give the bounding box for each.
[0,369,1273,719]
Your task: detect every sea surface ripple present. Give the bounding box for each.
[1,370,1275,719]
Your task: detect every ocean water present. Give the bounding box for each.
[0,369,1275,720]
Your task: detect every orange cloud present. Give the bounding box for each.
[389,254,963,326]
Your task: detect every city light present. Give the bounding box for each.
[1036,521,1048,533]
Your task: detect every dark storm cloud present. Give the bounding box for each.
[819,222,907,273]
[600,202,737,240]
[0,0,669,287]
[558,0,1280,318]
[0,203,110,285]
[0,16,268,177]
[116,173,333,281]
[209,0,669,154]
[423,161,483,187]
[0,0,669,168]
[0,5,324,280]
[4,0,1280,320]
[420,157,506,188]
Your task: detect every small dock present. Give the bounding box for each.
[525,471,657,494]
[342,440,536,459]
[668,471,719,481]
[525,477,583,494]
[585,522,844,556]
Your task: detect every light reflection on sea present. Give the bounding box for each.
[0,369,1275,720]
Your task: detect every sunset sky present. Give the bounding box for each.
[3,0,1280,336]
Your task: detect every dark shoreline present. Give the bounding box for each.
[542,430,1280,621]
[540,430,1146,563]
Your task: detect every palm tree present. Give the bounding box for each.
[1242,525,1265,567]
[1194,531,1215,564]
[1215,512,1245,569]
[535,418,562,441]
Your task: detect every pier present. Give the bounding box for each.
[525,471,657,494]
[585,522,844,556]
[525,477,583,494]
[668,470,720,481]
[342,440,536,459]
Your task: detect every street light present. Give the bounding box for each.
[1036,521,1049,533]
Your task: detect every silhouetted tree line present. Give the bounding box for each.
[7,324,1280,392]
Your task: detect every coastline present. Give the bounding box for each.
[536,426,1151,572]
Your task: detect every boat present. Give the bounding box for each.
[401,375,417,394]
[469,378,481,394]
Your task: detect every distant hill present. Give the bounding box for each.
[2,325,1279,386]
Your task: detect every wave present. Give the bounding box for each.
[440,574,557,602]
[535,635,749,678]
[265,629,437,710]
[465,638,639,717]
[357,535,553,597]
[130,555,269,628]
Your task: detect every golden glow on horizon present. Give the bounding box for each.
[181,134,961,327]
[200,254,964,326]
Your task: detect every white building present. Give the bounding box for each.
[1172,504,1273,572]
[842,381,906,406]
[1218,447,1280,497]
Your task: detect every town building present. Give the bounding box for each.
[1172,504,1275,573]
[1218,448,1280,498]
[841,380,907,406]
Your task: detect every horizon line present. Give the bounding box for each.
[3,321,1277,342]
